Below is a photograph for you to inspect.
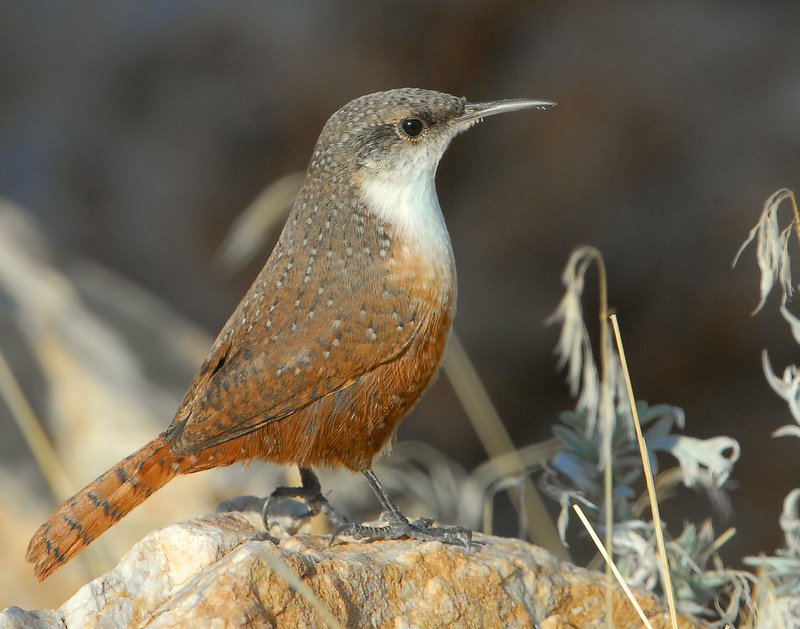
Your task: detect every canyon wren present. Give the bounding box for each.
[27,88,555,580]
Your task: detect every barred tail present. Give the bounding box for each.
[26,433,184,580]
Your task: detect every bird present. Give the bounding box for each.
[27,87,555,580]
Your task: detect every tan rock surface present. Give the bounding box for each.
[2,511,708,629]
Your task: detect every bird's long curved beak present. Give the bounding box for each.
[456,98,557,126]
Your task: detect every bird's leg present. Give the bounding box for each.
[330,469,473,550]
[262,466,349,530]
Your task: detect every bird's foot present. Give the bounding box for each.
[331,512,474,551]
[262,467,349,531]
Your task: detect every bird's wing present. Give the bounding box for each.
[166,248,439,454]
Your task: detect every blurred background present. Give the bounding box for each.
[2,1,800,609]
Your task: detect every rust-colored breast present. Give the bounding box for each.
[257,268,453,471]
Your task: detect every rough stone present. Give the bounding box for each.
[2,511,709,628]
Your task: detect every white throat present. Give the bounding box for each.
[359,172,455,274]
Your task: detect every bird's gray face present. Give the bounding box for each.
[310,88,556,186]
[312,88,471,185]
[352,91,472,182]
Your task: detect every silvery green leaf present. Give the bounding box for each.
[780,301,800,346]
[551,424,594,459]
[733,188,797,313]
[654,434,740,488]
[774,425,800,439]
[779,489,800,556]
[552,451,599,493]
[762,350,800,425]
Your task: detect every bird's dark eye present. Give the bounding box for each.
[399,118,425,139]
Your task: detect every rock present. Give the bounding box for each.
[0,607,64,629]
[2,511,708,629]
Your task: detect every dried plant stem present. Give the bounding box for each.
[610,314,679,629]
[215,172,304,272]
[470,438,561,489]
[256,545,344,629]
[0,343,111,577]
[570,246,616,620]
[0,345,72,499]
[787,189,800,250]
[630,468,686,517]
[442,332,568,559]
[572,503,656,629]
[591,249,616,624]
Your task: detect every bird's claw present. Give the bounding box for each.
[329,515,475,551]
[262,468,349,531]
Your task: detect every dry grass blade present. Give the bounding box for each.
[470,438,562,491]
[610,314,679,629]
[0,342,114,578]
[255,545,344,629]
[215,172,304,272]
[0,344,72,500]
[549,245,617,616]
[442,332,568,559]
[572,503,656,629]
